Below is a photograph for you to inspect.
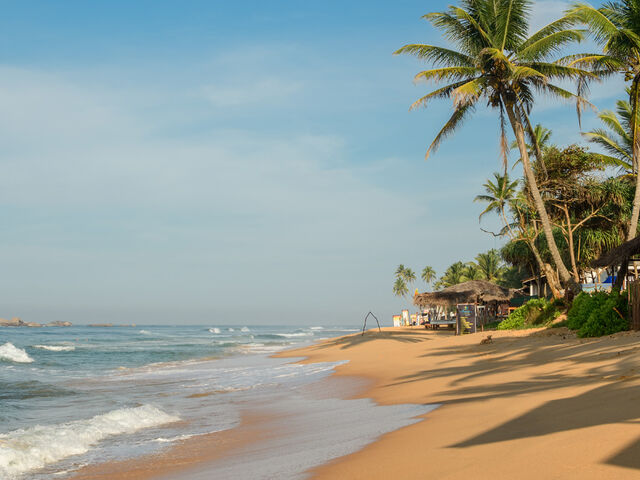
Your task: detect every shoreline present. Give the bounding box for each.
[66,343,428,480]
[67,326,640,479]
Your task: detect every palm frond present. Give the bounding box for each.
[426,103,475,160]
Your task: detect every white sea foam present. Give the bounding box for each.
[209,327,221,334]
[276,332,312,338]
[0,343,34,363]
[240,327,250,333]
[139,330,151,335]
[32,345,75,352]
[0,404,180,477]
[310,326,324,330]
[228,328,235,332]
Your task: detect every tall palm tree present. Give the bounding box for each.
[476,249,505,282]
[402,268,417,285]
[395,264,407,279]
[395,0,593,290]
[421,266,437,290]
[393,277,409,298]
[570,0,640,239]
[475,172,519,232]
[583,97,634,173]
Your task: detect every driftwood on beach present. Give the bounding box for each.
[414,280,519,307]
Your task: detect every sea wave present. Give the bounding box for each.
[240,327,250,332]
[32,345,75,352]
[275,332,313,338]
[209,327,221,334]
[0,404,180,477]
[310,326,324,330]
[139,330,151,335]
[0,343,34,363]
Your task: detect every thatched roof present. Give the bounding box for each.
[591,236,640,268]
[413,280,518,307]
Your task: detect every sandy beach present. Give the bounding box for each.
[278,327,640,479]
[67,325,640,479]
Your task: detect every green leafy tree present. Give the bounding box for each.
[395,0,593,291]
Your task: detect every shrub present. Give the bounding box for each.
[498,298,561,330]
[569,291,629,338]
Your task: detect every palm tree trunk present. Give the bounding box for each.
[503,100,575,292]
[627,75,640,241]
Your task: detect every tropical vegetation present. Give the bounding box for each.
[392,0,640,336]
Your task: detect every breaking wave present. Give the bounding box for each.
[0,343,34,363]
[32,345,75,352]
[0,404,180,477]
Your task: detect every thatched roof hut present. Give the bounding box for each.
[414,280,518,308]
[591,236,640,268]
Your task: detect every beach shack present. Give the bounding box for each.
[414,280,519,334]
[392,315,402,327]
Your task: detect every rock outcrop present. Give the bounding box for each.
[46,321,72,327]
[0,317,24,326]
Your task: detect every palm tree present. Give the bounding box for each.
[403,268,416,284]
[395,0,593,291]
[421,266,436,290]
[475,172,519,234]
[393,277,409,298]
[510,124,553,173]
[570,0,640,239]
[583,97,634,173]
[462,262,485,280]
[438,261,467,287]
[476,249,505,282]
[395,264,407,279]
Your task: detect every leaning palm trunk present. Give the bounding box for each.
[503,99,576,292]
[628,75,640,240]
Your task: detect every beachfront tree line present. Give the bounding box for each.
[395,0,640,301]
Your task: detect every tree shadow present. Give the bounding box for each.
[308,329,438,350]
[606,435,640,470]
[451,381,640,472]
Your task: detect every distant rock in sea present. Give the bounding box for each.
[0,317,24,326]
[88,323,113,327]
[46,321,72,327]
[25,322,42,327]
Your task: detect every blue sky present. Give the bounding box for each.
[0,0,622,325]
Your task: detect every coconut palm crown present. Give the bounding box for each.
[584,96,634,173]
[570,0,640,239]
[395,0,595,288]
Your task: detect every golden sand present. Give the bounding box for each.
[278,327,640,479]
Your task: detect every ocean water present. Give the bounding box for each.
[0,325,432,479]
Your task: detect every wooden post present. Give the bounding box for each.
[630,281,640,331]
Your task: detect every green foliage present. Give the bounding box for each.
[567,291,629,337]
[498,298,561,330]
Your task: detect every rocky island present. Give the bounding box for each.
[0,318,72,327]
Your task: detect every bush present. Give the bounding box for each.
[567,291,629,338]
[498,298,561,330]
